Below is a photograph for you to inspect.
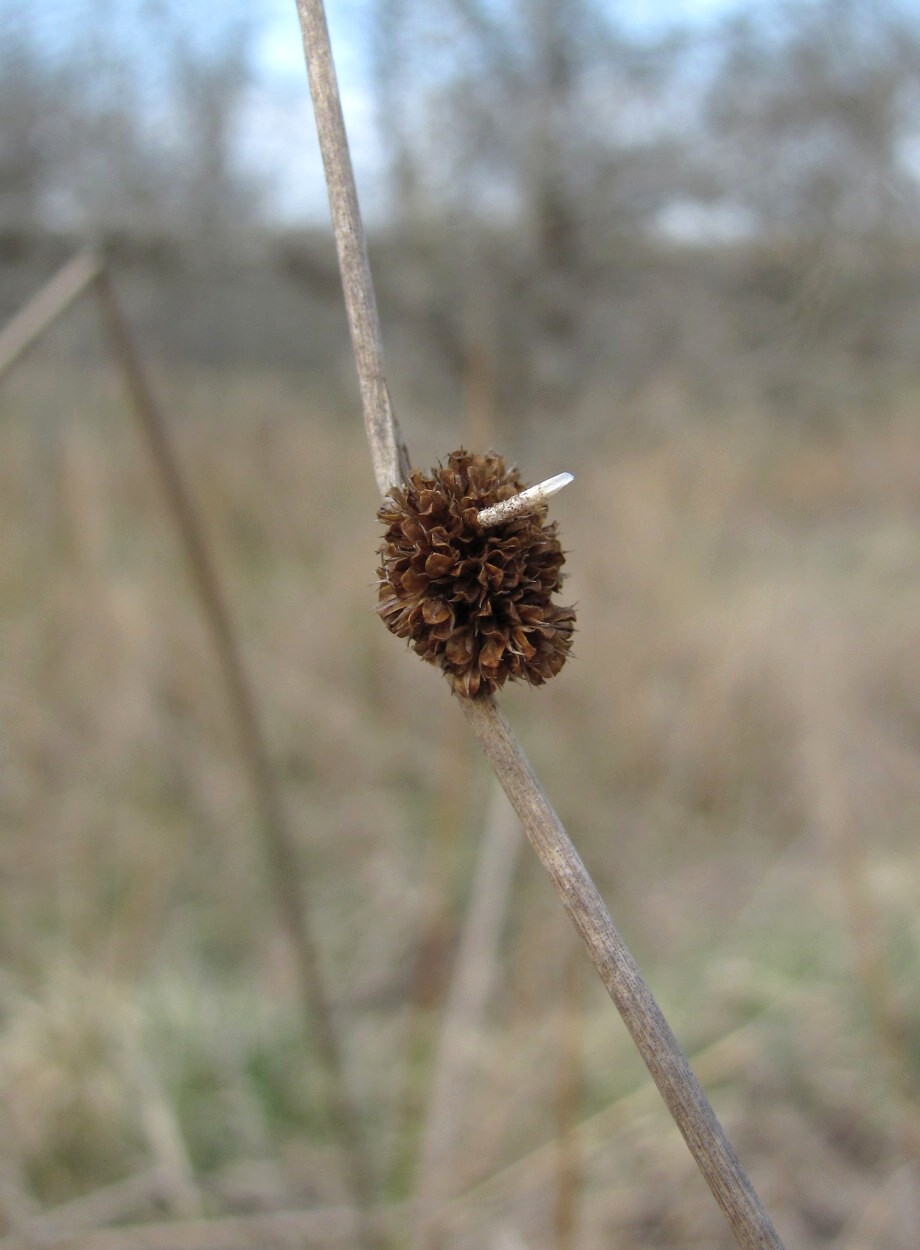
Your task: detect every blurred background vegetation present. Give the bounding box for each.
[1,0,919,1246]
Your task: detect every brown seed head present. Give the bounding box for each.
[376,449,576,697]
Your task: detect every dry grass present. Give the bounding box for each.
[0,342,919,1247]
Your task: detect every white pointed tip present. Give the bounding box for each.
[542,472,574,498]
[476,470,575,527]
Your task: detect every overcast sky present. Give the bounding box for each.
[243,0,748,222]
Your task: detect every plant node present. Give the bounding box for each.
[376,449,576,697]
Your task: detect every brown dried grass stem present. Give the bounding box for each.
[0,251,102,384]
[412,783,522,1250]
[460,695,784,1249]
[0,1167,179,1247]
[442,992,799,1238]
[553,929,584,1250]
[294,0,411,498]
[0,1202,398,1250]
[92,271,383,1250]
[295,4,785,1246]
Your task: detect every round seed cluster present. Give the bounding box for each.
[376,449,575,697]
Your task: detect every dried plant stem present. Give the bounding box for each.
[92,271,383,1250]
[798,682,920,1158]
[460,696,783,1248]
[386,718,473,1197]
[0,251,102,384]
[477,471,573,527]
[295,3,785,1246]
[412,783,522,1250]
[0,1203,399,1250]
[294,0,410,498]
[120,1045,201,1219]
[0,1168,170,1247]
[553,929,584,1250]
[442,992,800,1238]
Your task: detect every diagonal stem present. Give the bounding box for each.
[295,0,411,497]
[293,3,786,1246]
[93,269,384,1250]
[412,782,522,1249]
[459,695,784,1248]
[0,252,102,384]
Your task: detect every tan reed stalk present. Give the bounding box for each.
[0,241,388,1250]
[391,320,503,1212]
[91,270,385,1250]
[0,1167,170,1246]
[553,928,584,1250]
[0,1201,399,1250]
[412,782,522,1250]
[294,2,787,1245]
[115,1046,201,1220]
[439,991,803,1242]
[797,674,920,1159]
[0,252,102,384]
[386,713,472,1198]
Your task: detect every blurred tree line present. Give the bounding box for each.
[0,0,260,251]
[2,0,920,426]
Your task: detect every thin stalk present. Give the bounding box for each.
[442,988,805,1239]
[294,2,786,1246]
[387,713,472,1198]
[460,695,783,1248]
[0,1168,169,1245]
[0,1202,401,1250]
[800,692,920,1158]
[294,0,411,498]
[0,252,102,384]
[92,270,383,1250]
[553,930,584,1250]
[412,783,522,1250]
